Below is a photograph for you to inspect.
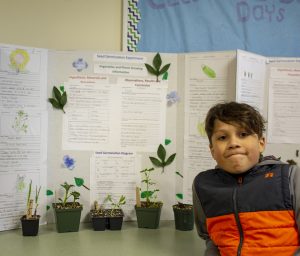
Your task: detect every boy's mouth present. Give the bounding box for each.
[225,152,246,158]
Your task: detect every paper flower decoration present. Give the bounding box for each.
[63,155,76,170]
[72,58,88,72]
[9,49,30,72]
[166,91,180,106]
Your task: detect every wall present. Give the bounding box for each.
[0,0,122,51]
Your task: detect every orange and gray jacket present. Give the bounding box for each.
[192,157,300,256]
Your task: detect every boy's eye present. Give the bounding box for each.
[239,132,249,138]
[217,135,226,141]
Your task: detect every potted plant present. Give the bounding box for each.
[90,201,106,231]
[52,182,82,233]
[172,171,194,231]
[104,194,126,230]
[20,180,41,236]
[135,167,163,229]
[90,194,126,231]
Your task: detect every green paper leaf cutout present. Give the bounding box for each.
[59,85,65,92]
[149,157,163,167]
[165,139,171,145]
[74,177,90,190]
[202,65,216,78]
[157,144,166,162]
[46,189,53,196]
[46,205,50,210]
[165,153,176,166]
[74,177,84,187]
[176,193,183,200]
[162,71,168,80]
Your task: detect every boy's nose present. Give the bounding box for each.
[228,136,240,149]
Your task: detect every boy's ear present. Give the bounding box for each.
[209,144,216,159]
[259,137,266,153]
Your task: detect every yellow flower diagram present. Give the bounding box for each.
[197,121,206,137]
[9,49,30,72]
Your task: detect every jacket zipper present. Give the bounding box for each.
[233,176,244,256]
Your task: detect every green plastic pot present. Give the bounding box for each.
[53,203,83,233]
[135,204,162,229]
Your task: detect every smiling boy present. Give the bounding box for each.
[192,102,300,256]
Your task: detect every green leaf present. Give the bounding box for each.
[48,98,60,109]
[162,72,168,80]
[141,191,154,198]
[149,157,163,167]
[53,86,62,101]
[176,193,183,200]
[157,144,166,162]
[46,189,54,196]
[145,63,158,75]
[165,139,171,145]
[165,153,176,166]
[60,91,67,106]
[59,85,65,93]
[159,63,171,75]
[74,177,84,187]
[153,53,162,71]
[71,191,80,199]
[46,205,50,210]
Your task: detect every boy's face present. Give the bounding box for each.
[209,119,265,174]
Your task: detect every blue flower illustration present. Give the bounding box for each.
[72,58,88,72]
[166,90,180,106]
[63,155,76,170]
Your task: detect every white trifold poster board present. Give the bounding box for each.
[1,43,300,231]
[0,45,48,231]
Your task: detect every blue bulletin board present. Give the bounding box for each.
[125,0,300,57]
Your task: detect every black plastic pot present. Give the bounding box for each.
[173,204,194,231]
[91,216,106,231]
[108,216,123,230]
[20,215,40,236]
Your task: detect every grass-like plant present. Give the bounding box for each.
[25,180,41,219]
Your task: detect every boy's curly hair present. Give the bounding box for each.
[205,101,266,144]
